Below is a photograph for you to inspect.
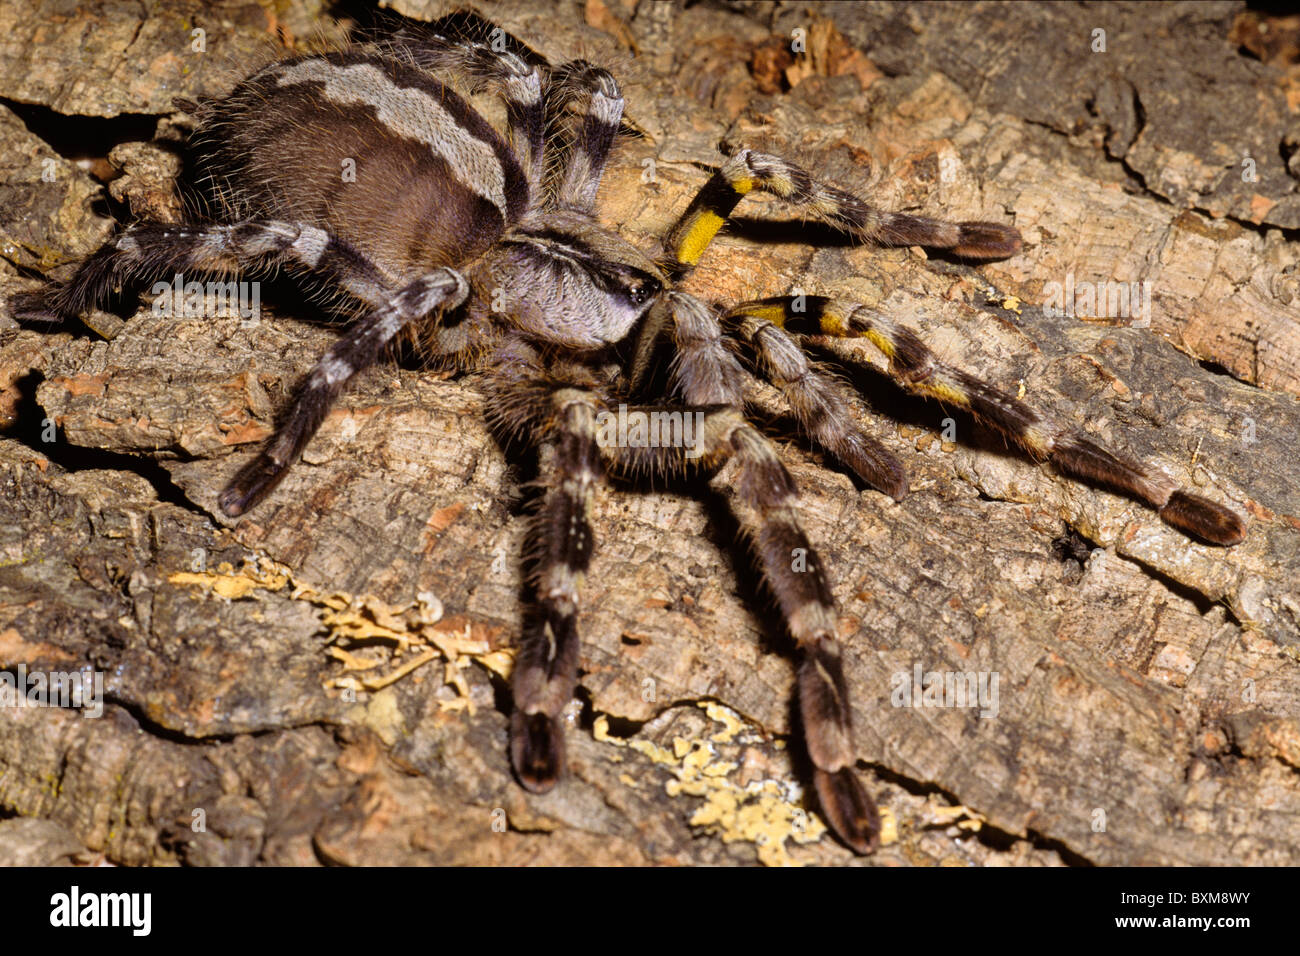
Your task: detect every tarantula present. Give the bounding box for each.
[14,15,1245,855]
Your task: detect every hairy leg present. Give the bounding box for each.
[729,296,1246,545]
[11,219,391,324]
[220,267,469,515]
[545,61,624,211]
[661,147,1020,278]
[654,291,881,853]
[723,303,909,499]
[597,401,882,854]
[486,322,879,851]
[10,216,473,516]
[483,350,607,791]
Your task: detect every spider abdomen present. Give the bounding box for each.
[194,52,531,281]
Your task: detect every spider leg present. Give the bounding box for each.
[723,305,910,500]
[591,402,881,855]
[384,27,545,194]
[651,291,879,854]
[11,219,391,324]
[669,289,906,497]
[219,266,468,516]
[661,147,1020,278]
[661,290,745,404]
[732,296,1246,546]
[486,365,606,792]
[486,322,877,851]
[18,215,474,518]
[545,61,623,211]
[669,289,904,494]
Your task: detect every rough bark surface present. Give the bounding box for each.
[1,0,1298,866]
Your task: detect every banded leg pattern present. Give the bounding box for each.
[655,291,880,851]
[663,291,746,405]
[735,296,1246,545]
[547,61,625,211]
[220,267,469,516]
[12,220,391,324]
[484,339,883,854]
[510,388,605,791]
[586,399,881,854]
[710,420,881,854]
[724,304,909,500]
[663,147,1021,277]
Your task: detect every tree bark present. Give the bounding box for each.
[1,0,1298,866]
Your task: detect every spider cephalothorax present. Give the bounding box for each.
[14,14,1246,855]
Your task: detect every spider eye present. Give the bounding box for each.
[625,278,659,307]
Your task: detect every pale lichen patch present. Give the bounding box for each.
[594,701,861,865]
[168,553,513,713]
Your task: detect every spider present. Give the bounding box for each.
[13,14,1246,856]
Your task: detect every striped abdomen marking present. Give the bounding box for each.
[271,58,518,217]
[197,53,530,279]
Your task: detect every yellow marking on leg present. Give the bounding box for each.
[736,303,789,327]
[676,211,726,265]
[1020,424,1051,456]
[752,171,789,196]
[811,196,843,217]
[819,307,849,336]
[728,176,755,194]
[862,328,896,359]
[919,379,971,407]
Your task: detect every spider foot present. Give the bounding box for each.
[510,710,565,793]
[1159,490,1246,546]
[952,221,1022,259]
[797,641,880,854]
[219,454,285,517]
[845,443,909,501]
[7,290,67,325]
[813,767,881,855]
